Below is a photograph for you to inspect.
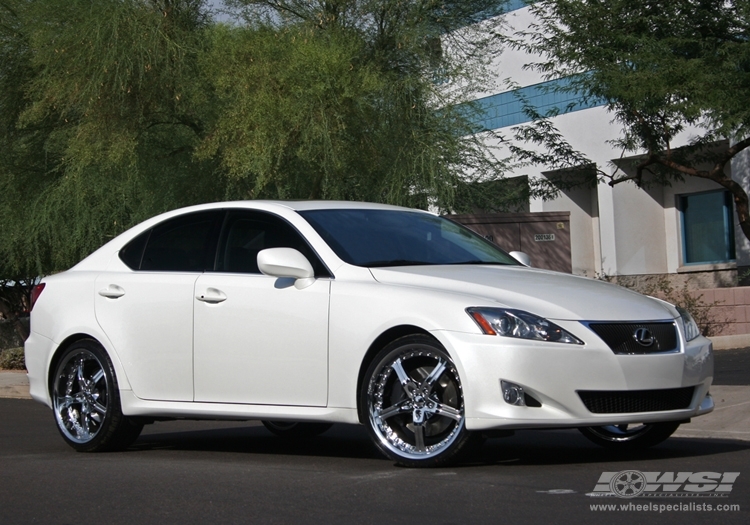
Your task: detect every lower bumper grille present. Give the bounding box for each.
[578,386,695,414]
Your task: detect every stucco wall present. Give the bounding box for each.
[690,287,750,337]
[537,180,597,276]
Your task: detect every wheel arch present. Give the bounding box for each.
[48,333,110,397]
[355,324,439,424]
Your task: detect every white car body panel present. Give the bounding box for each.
[25,271,132,406]
[326,277,489,409]
[118,391,360,424]
[369,265,676,321]
[434,329,713,430]
[193,273,330,406]
[94,272,198,401]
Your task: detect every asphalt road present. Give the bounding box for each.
[1,349,748,525]
[714,347,750,385]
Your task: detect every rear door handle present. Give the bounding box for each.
[196,288,227,304]
[98,284,125,299]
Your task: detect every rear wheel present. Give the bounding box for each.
[51,340,143,452]
[261,420,333,438]
[360,335,478,467]
[579,422,680,450]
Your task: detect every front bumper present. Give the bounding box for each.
[434,326,714,432]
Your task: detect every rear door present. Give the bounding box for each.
[95,210,223,402]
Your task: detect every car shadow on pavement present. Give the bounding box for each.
[128,423,749,466]
[470,429,750,467]
[130,422,387,461]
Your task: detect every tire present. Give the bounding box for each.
[360,335,478,467]
[579,422,680,450]
[261,420,333,438]
[51,339,143,452]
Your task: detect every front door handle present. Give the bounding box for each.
[196,288,227,304]
[98,284,125,299]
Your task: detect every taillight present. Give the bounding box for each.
[30,283,45,311]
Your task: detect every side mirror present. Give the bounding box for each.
[257,248,315,289]
[509,251,531,267]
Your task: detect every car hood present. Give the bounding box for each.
[369,265,675,321]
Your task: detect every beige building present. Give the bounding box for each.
[471,5,745,288]
[463,3,750,339]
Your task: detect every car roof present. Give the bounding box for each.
[215,200,424,212]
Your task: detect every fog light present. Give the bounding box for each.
[501,380,526,406]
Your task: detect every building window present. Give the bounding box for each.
[680,190,735,264]
[468,77,605,131]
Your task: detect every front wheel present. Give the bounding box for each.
[360,335,478,467]
[51,339,143,452]
[579,422,680,450]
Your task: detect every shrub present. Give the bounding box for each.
[595,273,728,337]
[0,347,25,370]
[638,277,728,337]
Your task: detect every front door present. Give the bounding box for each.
[192,210,330,406]
[193,274,329,405]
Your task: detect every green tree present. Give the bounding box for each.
[206,0,510,208]
[0,0,220,279]
[512,0,750,239]
[0,0,513,319]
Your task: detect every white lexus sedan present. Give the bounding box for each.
[25,201,714,467]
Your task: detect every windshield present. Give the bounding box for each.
[299,209,518,268]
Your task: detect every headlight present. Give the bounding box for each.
[677,306,701,341]
[467,307,583,344]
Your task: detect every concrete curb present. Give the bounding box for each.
[0,370,30,400]
[708,334,750,350]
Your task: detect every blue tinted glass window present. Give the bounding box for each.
[681,191,735,264]
[465,77,606,131]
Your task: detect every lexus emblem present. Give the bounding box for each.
[632,328,655,347]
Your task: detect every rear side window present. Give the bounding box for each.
[119,230,149,269]
[120,210,223,271]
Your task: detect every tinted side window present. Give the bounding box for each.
[119,230,150,270]
[138,211,223,272]
[216,211,330,277]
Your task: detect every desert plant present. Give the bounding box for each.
[0,347,25,370]
[637,277,728,337]
[592,271,728,336]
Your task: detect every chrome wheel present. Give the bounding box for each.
[51,340,143,452]
[53,348,109,444]
[579,422,680,450]
[362,336,475,467]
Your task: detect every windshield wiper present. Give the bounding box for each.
[363,259,434,268]
[364,259,513,267]
[446,260,513,265]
